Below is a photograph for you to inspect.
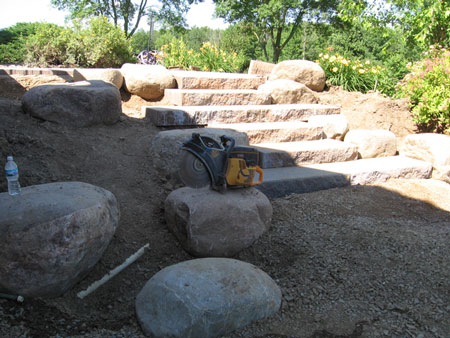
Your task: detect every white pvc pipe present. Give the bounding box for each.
[77,243,149,299]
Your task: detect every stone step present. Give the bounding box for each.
[164,89,272,106]
[206,122,325,143]
[143,104,341,126]
[253,140,358,169]
[169,70,265,89]
[256,156,432,198]
[0,67,74,76]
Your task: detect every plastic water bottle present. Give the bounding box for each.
[5,156,21,196]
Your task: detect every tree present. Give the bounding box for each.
[213,0,338,62]
[51,0,200,38]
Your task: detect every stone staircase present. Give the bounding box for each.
[146,70,432,198]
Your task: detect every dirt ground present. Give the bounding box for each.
[0,83,449,338]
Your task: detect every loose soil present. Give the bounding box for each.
[0,83,449,338]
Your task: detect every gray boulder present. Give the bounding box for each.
[121,63,176,99]
[151,128,249,183]
[344,129,397,158]
[269,60,326,92]
[165,187,272,257]
[258,79,318,104]
[73,68,124,89]
[136,258,281,338]
[399,133,450,183]
[22,80,121,127]
[0,182,119,298]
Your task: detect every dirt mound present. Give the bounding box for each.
[0,86,449,337]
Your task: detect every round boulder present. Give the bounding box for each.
[165,187,272,257]
[269,60,326,92]
[344,129,397,159]
[121,63,176,99]
[22,80,122,127]
[258,79,318,104]
[136,258,282,338]
[73,68,124,89]
[0,182,120,298]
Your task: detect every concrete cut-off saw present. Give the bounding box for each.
[179,133,263,191]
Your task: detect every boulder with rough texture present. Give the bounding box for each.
[399,133,450,183]
[0,182,119,298]
[151,128,249,183]
[21,80,122,127]
[269,60,326,92]
[344,129,397,158]
[136,258,281,338]
[73,68,124,89]
[165,187,272,257]
[248,60,275,76]
[258,79,318,104]
[308,114,349,140]
[121,63,176,99]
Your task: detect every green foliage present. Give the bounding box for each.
[396,46,450,133]
[130,29,152,53]
[24,17,134,67]
[318,49,395,95]
[0,23,42,64]
[160,38,245,72]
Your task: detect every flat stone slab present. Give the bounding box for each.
[169,70,265,89]
[143,104,341,126]
[254,139,358,168]
[207,121,324,143]
[0,182,119,298]
[136,258,281,338]
[164,89,272,106]
[257,156,432,198]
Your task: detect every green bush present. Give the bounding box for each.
[0,22,42,64]
[396,46,450,133]
[24,17,134,68]
[317,48,395,96]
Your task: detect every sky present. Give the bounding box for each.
[0,0,229,30]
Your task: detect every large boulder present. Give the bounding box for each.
[258,79,318,104]
[165,187,272,257]
[399,133,450,183]
[22,80,122,127]
[136,258,281,338]
[248,60,275,77]
[73,68,124,89]
[0,182,119,298]
[121,63,176,99]
[269,60,326,92]
[308,114,349,140]
[344,129,397,158]
[151,128,249,184]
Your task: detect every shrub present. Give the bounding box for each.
[396,46,450,133]
[0,23,42,64]
[317,48,395,96]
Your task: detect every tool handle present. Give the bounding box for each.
[250,166,263,186]
[220,135,235,157]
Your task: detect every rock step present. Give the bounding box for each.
[257,156,433,198]
[143,104,341,126]
[253,139,358,169]
[169,70,265,90]
[164,89,272,106]
[0,67,74,76]
[207,122,325,143]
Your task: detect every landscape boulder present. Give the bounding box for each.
[165,187,272,257]
[121,63,176,99]
[399,133,450,183]
[0,182,119,298]
[22,80,122,127]
[248,60,275,77]
[136,258,281,338]
[269,60,326,92]
[308,114,349,140]
[258,79,318,104]
[151,128,249,183]
[73,68,124,89]
[344,129,397,158]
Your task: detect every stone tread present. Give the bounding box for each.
[253,139,358,168]
[143,104,341,126]
[207,121,325,143]
[256,156,433,198]
[169,70,265,89]
[164,89,272,106]
[0,67,74,76]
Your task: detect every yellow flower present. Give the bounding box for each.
[358,69,365,74]
[330,56,336,62]
[324,54,329,60]
[365,60,371,65]
[352,65,357,70]
[341,59,349,66]
[332,67,338,72]
[319,53,323,57]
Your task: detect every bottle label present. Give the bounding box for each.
[5,168,18,177]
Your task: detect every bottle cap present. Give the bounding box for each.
[7,156,13,161]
